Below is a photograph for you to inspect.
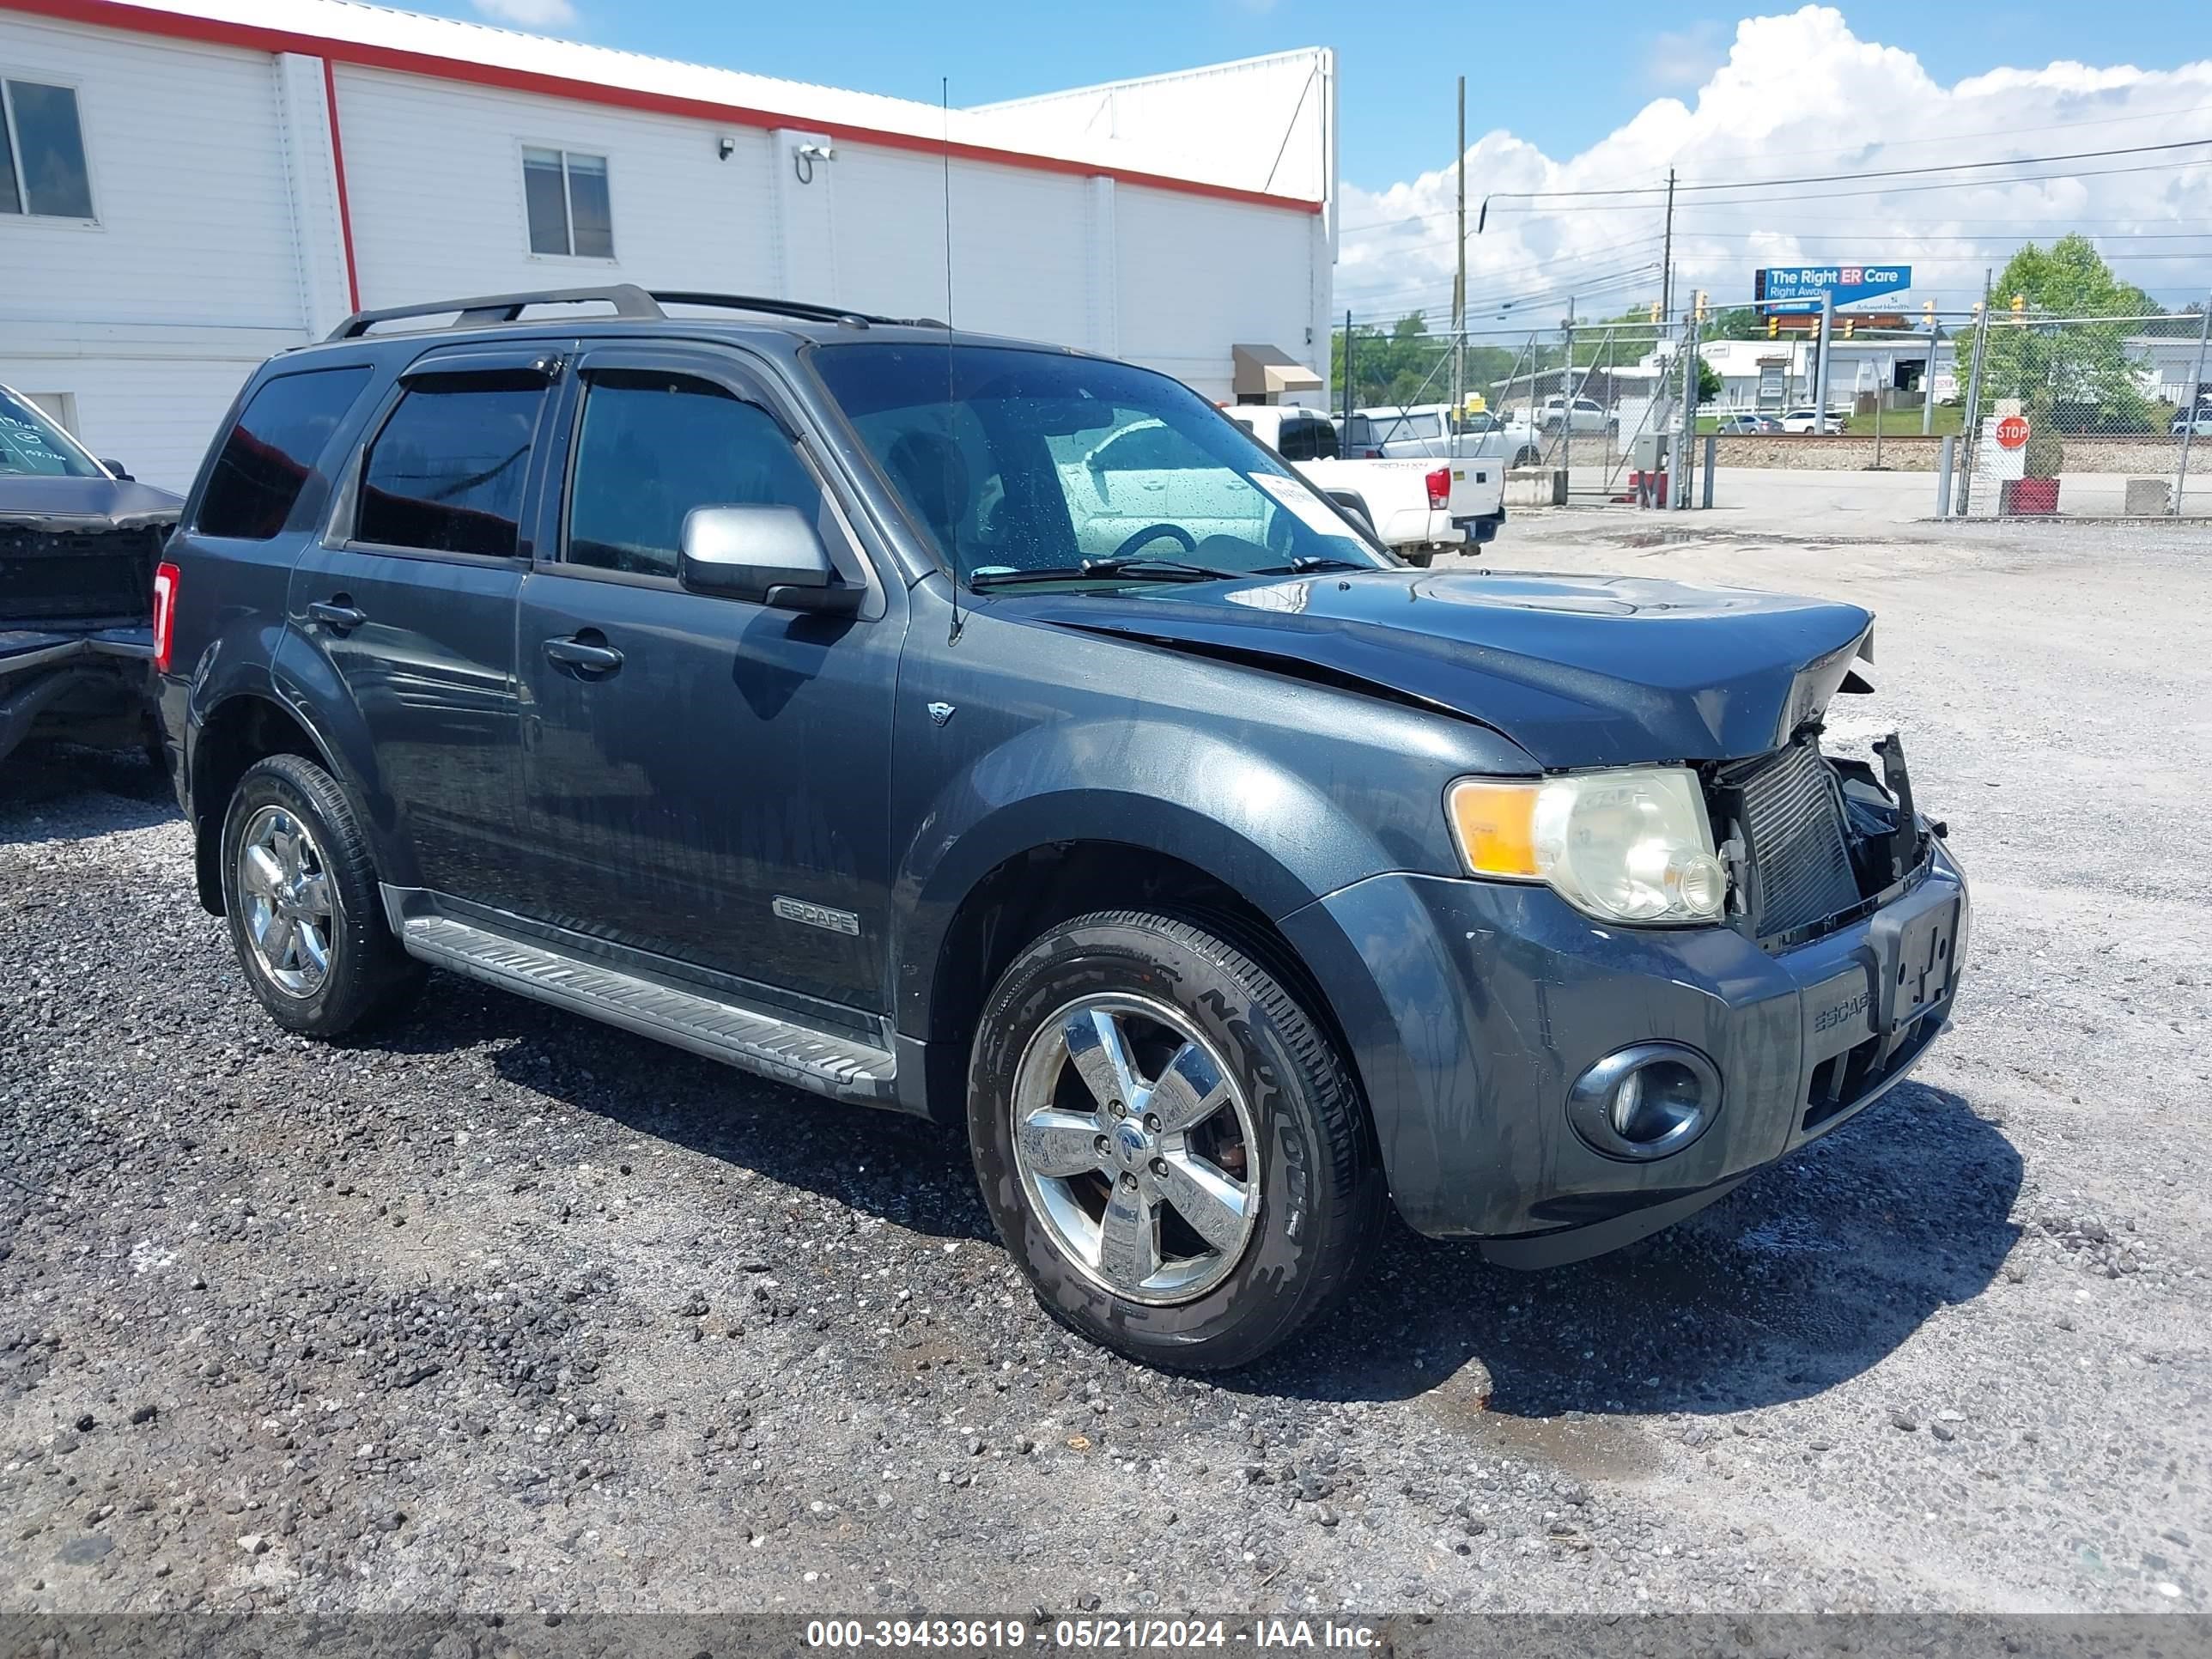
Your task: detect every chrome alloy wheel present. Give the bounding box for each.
[235,805,337,999]
[1009,993,1261,1305]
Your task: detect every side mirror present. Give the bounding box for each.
[678,504,860,615]
[101,460,133,482]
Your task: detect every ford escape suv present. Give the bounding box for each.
[155,287,1968,1370]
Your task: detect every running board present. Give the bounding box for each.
[395,912,896,1103]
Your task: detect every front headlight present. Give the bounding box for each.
[1446,766,1728,924]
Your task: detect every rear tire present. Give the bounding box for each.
[968,910,1384,1371]
[219,754,425,1038]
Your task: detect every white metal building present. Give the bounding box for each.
[0,0,1336,488]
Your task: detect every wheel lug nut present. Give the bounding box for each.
[1143,1114,1161,1133]
[1094,1134,1109,1155]
[1120,1172,1138,1190]
[1150,1158,1168,1178]
[1107,1099,1125,1117]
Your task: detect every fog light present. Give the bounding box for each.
[1567,1042,1722,1162]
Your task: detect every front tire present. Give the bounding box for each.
[219,753,424,1037]
[969,910,1384,1370]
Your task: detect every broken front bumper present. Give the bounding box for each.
[0,627,156,766]
[1280,836,1969,1258]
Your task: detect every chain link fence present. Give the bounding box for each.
[1948,307,2212,518]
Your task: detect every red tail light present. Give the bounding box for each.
[1425,466,1452,509]
[152,562,179,674]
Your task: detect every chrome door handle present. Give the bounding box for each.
[542,635,623,674]
[307,599,367,631]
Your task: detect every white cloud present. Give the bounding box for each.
[471,0,579,28]
[1337,5,2212,329]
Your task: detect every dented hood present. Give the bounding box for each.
[0,474,182,531]
[1002,568,1874,768]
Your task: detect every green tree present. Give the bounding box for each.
[1330,312,1518,411]
[1965,235,2164,434]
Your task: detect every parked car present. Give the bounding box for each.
[158,285,1968,1371]
[1715,414,1782,434]
[1340,404,1538,470]
[1538,396,1613,437]
[0,383,181,771]
[2171,409,2212,437]
[1230,404,1503,552]
[1777,407,1846,434]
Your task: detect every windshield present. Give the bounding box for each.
[809,343,1384,586]
[0,388,103,478]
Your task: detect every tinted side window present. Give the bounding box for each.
[197,367,373,540]
[566,372,821,579]
[1278,417,1337,462]
[358,374,545,557]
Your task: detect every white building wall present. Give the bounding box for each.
[1115,186,1316,401]
[2,3,1334,487]
[0,13,314,482]
[332,64,781,306]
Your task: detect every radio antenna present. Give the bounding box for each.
[942,74,963,645]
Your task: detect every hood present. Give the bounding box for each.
[1000,568,1874,768]
[0,474,183,531]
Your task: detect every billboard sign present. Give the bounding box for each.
[1756,264,1914,315]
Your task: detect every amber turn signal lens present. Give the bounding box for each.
[1444,779,1540,878]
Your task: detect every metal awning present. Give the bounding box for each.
[1232,343,1322,399]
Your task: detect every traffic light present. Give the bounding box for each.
[1767,314,1779,338]
[1694,290,1708,325]
[1923,299,1937,330]
[2012,293,2027,321]
[1843,317,1855,339]
[1649,301,1662,325]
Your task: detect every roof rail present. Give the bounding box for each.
[327,284,665,340]
[325,285,954,343]
[651,290,890,328]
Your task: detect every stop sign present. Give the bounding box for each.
[1996,413,2031,450]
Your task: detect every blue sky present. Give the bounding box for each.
[440,0,2208,191]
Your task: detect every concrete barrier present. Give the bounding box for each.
[1505,467,1569,506]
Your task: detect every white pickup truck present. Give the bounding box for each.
[1225,404,1503,562]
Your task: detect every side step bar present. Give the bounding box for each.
[394,911,897,1104]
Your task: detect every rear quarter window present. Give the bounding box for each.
[197,367,374,540]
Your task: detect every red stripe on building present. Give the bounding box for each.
[321,54,360,313]
[6,0,1324,215]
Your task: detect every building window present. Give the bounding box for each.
[522,146,611,258]
[0,79,94,220]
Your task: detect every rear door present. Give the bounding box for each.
[287,343,566,910]
[510,343,903,1012]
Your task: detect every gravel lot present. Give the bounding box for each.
[2,513,2207,1621]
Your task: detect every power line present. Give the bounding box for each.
[1343,251,1665,311]
[1342,133,2212,237]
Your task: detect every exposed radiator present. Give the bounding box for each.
[1739,743,1862,938]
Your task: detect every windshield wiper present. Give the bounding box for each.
[1250,556,1370,574]
[969,556,1241,589]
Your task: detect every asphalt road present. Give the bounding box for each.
[0,514,2206,1620]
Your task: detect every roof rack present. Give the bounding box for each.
[326,285,925,342]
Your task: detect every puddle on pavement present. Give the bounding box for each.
[1413,1355,1663,1484]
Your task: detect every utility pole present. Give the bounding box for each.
[1673,298,1700,510]
[1658,168,1676,326]
[1922,301,1939,437]
[1813,289,1834,436]
[1451,75,1466,460]
[1956,268,1992,517]
[1341,308,1354,430]
[2173,288,2211,514]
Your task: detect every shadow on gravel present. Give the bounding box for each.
[381,980,999,1244]
[0,742,177,839]
[1238,1080,2022,1420]
[376,966,2018,1414]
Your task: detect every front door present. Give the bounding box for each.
[512,346,902,1012]
[287,345,566,911]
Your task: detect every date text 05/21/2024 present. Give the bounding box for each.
[804,1619,1382,1650]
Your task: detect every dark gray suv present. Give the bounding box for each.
[155,287,1969,1370]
